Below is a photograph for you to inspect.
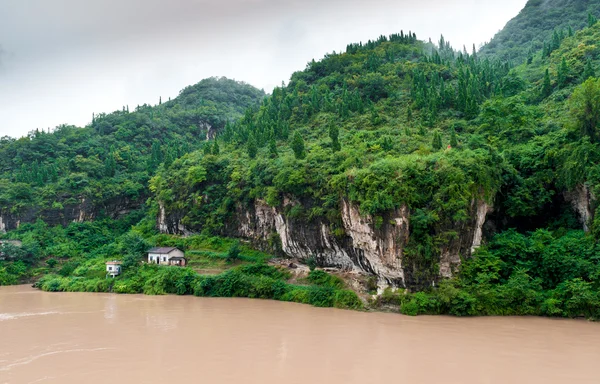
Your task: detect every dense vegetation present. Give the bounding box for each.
[479,0,600,63]
[0,77,264,215]
[2,3,600,319]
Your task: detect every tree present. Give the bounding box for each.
[450,127,458,148]
[212,140,220,156]
[432,130,443,151]
[329,123,341,152]
[247,134,258,159]
[291,131,306,159]
[570,78,600,142]
[542,69,553,98]
[583,58,595,81]
[226,240,241,263]
[589,12,598,28]
[269,139,278,158]
[557,57,570,88]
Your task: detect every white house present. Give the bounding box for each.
[147,247,187,266]
[106,261,122,277]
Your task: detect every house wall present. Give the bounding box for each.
[148,250,185,265]
[168,249,185,258]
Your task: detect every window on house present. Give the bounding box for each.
[163,257,166,262]
[108,266,112,271]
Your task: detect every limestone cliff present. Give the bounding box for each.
[0,197,140,233]
[564,184,595,232]
[158,197,493,289]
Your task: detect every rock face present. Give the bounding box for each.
[159,197,493,289]
[0,196,140,233]
[564,184,595,232]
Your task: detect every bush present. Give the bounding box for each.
[226,241,241,263]
[46,258,58,268]
[334,290,363,310]
[306,270,345,289]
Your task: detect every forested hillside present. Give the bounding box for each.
[0,77,265,226]
[2,4,600,319]
[479,0,600,63]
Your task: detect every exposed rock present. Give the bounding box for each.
[564,184,595,232]
[0,196,141,232]
[438,200,493,279]
[159,197,493,289]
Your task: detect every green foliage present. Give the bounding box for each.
[480,0,600,63]
[226,240,241,263]
[570,77,600,142]
[306,269,346,289]
[290,131,306,160]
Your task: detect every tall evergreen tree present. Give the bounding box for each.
[329,123,341,152]
[247,134,258,159]
[432,130,443,151]
[583,58,596,81]
[450,127,458,148]
[291,131,306,160]
[557,57,570,88]
[269,139,278,158]
[542,69,553,98]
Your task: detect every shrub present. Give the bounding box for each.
[307,270,345,289]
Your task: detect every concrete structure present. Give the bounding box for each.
[106,261,122,277]
[147,247,186,266]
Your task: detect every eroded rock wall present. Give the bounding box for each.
[159,197,493,288]
[564,184,595,232]
[0,196,140,232]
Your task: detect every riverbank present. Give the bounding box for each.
[35,263,364,310]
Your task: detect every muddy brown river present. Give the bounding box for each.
[1,285,599,383]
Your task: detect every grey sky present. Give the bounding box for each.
[0,0,527,138]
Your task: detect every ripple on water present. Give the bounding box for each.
[0,312,59,322]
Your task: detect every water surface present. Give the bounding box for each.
[1,285,599,383]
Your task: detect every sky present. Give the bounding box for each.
[0,0,528,138]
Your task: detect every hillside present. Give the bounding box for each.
[2,10,600,318]
[479,0,600,63]
[0,77,265,229]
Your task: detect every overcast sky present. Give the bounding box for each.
[0,0,528,138]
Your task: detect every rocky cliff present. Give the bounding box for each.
[158,197,493,289]
[0,197,140,233]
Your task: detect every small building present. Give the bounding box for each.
[147,247,187,267]
[106,261,122,277]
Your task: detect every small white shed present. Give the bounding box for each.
[106,261,122,277]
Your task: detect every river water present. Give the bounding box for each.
[1,285,599,384]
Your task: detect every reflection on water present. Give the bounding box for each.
[1,285,599,384]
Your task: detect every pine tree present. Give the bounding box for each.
[212,140,220,156]
[432,130,443,151]
[159,96,162,105]
[589,12,598,28]
[542,69,553,98]
[450,127,458,148]
[329,123,341,152]
[247,134,258,159]
[269,139,278,158]
[557,57,570,88]
[291,131,306,160]
[583,58,596,81]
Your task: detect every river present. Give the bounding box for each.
[1,285,599,383]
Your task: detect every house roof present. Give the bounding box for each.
[169,256,186,260]
[147,247,180,254]
[106,261,122,265]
